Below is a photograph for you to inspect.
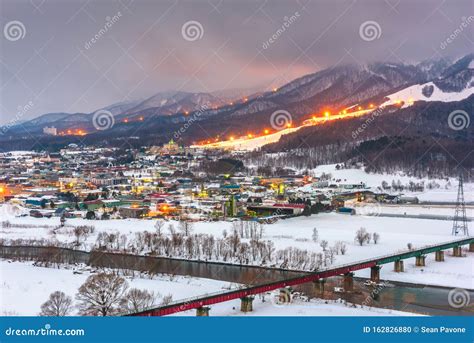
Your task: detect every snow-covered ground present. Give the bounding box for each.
[1,208,472,289]
[351,203,474,218]
[0,260,233,316]
[172,297,419,317]
[380,81,474,108]
[0,260,416,317]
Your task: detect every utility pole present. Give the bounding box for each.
[452,174,469,236]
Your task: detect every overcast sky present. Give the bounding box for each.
[0,0,472,124]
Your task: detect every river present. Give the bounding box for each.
[0,245,472,316]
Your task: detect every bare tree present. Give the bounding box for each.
[339,242,348,255]
[355,227,370,246]
[154,220,165,236]
[407,243,413,251]
[120,288,157,313]
[373,232,380,244]
[312,228,319,242]
[319,240,328,251]
[73,225,94,246]
[160,294,173,305]
[76,273,128,316]
[179,219,194,236]
[39,291,73,316]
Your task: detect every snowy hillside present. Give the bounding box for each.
[380,81,473,108]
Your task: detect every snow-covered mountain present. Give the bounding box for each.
[2,54,472,137]
[123,91,226,117]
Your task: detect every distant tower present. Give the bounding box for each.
[452,174,469,236]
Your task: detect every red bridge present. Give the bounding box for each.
[126,237,473,316]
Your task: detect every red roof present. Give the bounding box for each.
[149,193,172,198]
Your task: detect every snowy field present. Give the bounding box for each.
[0,260,416,317]
[310,164,474,203]
[1,207,472,289]
[350,203,474,218]
[0,260,233,316]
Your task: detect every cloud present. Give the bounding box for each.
[0,0,472,123]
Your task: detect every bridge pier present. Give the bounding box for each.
[343,272,354,292]
[240,296,254,312]
[453,246,463,257]
[313,278,326,297]
[435,250,444,262]
[394,260,404,272]
[370,266,381,283]
[196,306,210,316]
[469,243,474,252]
[415,255,426,267]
